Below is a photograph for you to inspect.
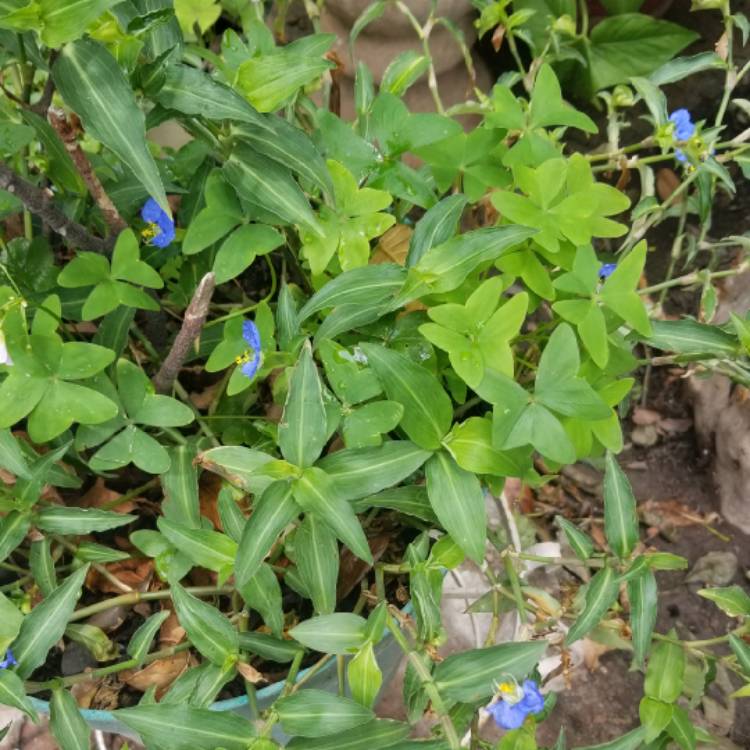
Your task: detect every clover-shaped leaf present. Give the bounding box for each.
[301,160,395,276]
[57,230,163,320]
[76,359,193,474]
[0,295,117,442]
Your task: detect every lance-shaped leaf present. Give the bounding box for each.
[295,513,339,615]
[53,38,168,212]
[235,481,299,587]
[127,610,170,665]
[278,341,328,468]
[238,632,303,663]
[286,719,411,750]
[237,562,283,636]
[158,518,236,574]
[224,143,321,234]
[116,704,256,750]
[359,343,451,450]
[50,688,90,750]
[293,468,372,563]
[13,565,89,678]
[628,568,657,666]
[433,640,547,703]
[603,452,639,560]
[161,444,201,528]
[565,565,620,645]
[153,64,270,130]
[34,507,135,534]
[276,690,374,738]
[425,451,485,564]
[0,510,31,563]
[290,613,367,654]
[556,516,594,561]
[348,641,382,708]
[0,669,38,721]
[317,441,431,501]
[407,193,467,267]
[171,581,239,666]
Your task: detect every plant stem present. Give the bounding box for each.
[387,613,461,750]
[69,585,232,622]
[639,263,748,295]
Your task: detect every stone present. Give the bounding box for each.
[685,551,739,586]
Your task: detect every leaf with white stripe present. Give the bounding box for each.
[171,581,239,666]
[295,513,339,615]
[286,719,411,750]
[0,670,37,721]
[53,38,168,212]
[433,640,547,702]
[603,452,639,559]
[276,690,373,738]
[127,610,170,664]
[565,566,620,645]
[406,193,467,267]
[158,517,236,573]
[235,481,299,587]
[13,565,89,678]
[290,613,367,654]
[628,568,657,666]
[238,562,283,636]
[317,441,431,501]
[35,506,135,534]
[50,688,90,750]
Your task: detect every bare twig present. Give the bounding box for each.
[153,272,216,394]
[0,160,114,252]
[48,109,127,235]
[30,54,57,116]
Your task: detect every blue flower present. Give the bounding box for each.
[140,198,175,248]
[235,319,262,380]
[0,649,17,669]
[487,679,544,730]
[669,109,696,164]
[599,263,617,280]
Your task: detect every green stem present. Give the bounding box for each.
[638,263,748,295]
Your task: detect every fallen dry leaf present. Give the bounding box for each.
[160,608,186,646]
[656,168,683,203]
[371,224,412,265]
[199,471,224,530]
[491,24,506,52]
[81,477,137,514]
[122,651,193,697]
[190,380,222,410]
[86,558,154,594]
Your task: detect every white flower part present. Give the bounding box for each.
[0,331,12,366]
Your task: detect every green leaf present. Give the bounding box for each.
[153,64,270,129]
[433,640,547,703]
[161,445,201,528]
[294,468,372,563]
[212,224,284,284]
[238,563,283,636]
[644,638,685,703]
[286,719,410,750]
[603,452,639,559]
[600,241,651,336]
[575,727,647,750]
[0,669,38,721]
[668,705,696,750]
[116,704,256,750]
[649,52,725,85]
[0,428,31,479]
[348,641,383,707]
[644,319,739,356]
[359,344,452,450]
[171,580,239,665]
[127,610,171,664]
[406,194,467,268]
[278,340,328,468]
[565,566,620,644]
[182,207,240,256]
[158,518,237,573]
[132,394,194,427]
[35,507,135,534]
[295,512,339,615]
[381,51,430,96]
[0,510,31,563]
[50,688,90,750]
[224,144,321,234]
[217,489,246,544]
[276,690,374,738]
[585,14,698,92]
[235,481,299,587]
[299,264,406,323]
[13,565,89,678]
[290,613,367,654]
[425,451,485,564]
[697,585,750,617]
[53,38,168,213]
[0,591,24,653]
[529,63,597,132]
[628,568,657,666]
[234,117,333,201]
[317,441,431,501]
[639,697,673,743]
[730,634,750,677]
[557,516,594,561]
[39,0,119,47]
[238,631,303,663]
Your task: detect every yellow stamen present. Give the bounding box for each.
[235,350,252,366]
[499,683,515,694]
[141,223,159,241]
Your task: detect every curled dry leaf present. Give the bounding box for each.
[81,477,138,514]
[121,651,194,698]
[199,472,224,530]
[371,224,412,266]
[159,608,186,647]
[237,661,265,685]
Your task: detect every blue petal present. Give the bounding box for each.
[152,221,175,248]
[489,700,529,730]
[242,319,261,351]
[599,263,617,279]
[141,197,162,223]
[241,354,260,380]
[674,149,688,163]
[0,649,16,670]
[519,680,544,714]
